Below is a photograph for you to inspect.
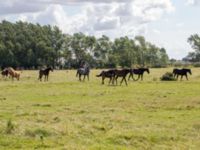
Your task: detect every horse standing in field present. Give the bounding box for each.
[7,67,20,81]
[76,66,90,81]
[1,68,9,78]
[96,69,116,85]
[113,69,132,86]
[128,68,150,81]
[38,67,53,81]
[173,68,192,80]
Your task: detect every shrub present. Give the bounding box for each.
[160,72,177,81]
[193,62,200,67]
[5,119,15,134]
[25,128,52,137]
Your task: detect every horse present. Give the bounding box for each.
[173,68,192,80]
[96,69,116,85]
[1,68,9,78]
[7,67,20,81]
[38,67,53,81]
[113,69,132,86]
[128,68,150,81]
[76,66,90,81]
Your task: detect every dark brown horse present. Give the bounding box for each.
[173,68,192,80]
[38,67,53,81]
[1,68,9,78]
[96,69,116,85]
[128,68,150,81]
[113,69,132,86]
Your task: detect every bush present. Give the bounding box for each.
[160,72,177,81]
[193,62,200,67]
[25,128,52,137]
[5,119,15,134]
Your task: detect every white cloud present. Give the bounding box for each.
[186,0,200,5]
[0,0,175,38]
[176,22,184,27]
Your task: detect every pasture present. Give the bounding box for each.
[0,68,200,149]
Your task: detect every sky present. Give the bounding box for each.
[0,0,199,59]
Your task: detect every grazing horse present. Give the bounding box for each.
[128,68,150,81]
[1,68,9,78]
[113,69,132,86]
[38,67,53,81]
[76,66,90,81]
[173,68,192,80]
[96,69,116,85]
[7,67,20,81]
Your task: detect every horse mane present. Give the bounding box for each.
[7,67,15,72]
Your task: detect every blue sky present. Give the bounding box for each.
[0,0,199,59]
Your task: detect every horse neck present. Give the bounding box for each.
[46,67,52,72]
[84,67,89,72]
[46,69,51,74]
[144,69,148,73]
[186,70,191,74]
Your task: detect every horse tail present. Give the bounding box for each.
[17,73,20,80]
[76,69,79,77]
[38,70,42,80]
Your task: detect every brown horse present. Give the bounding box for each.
[7,67,20,81]
[113,69,132,86]
[173,68,192,80]
[96,69,116,85]
[128,68,150,81]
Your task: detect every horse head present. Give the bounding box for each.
[189,69,192,75]
[85,66,90,73]
[48,67,53,72]
[141,68,150,74]
[145,68,150,74]
[186,69,192,75]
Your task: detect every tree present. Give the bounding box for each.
[187,34,200,62]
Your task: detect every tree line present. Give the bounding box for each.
[0,20,169,69]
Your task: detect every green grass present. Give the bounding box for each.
[0,68,200,149]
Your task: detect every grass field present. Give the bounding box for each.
[0,68,200,150]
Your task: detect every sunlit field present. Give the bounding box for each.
[0,68,200,149]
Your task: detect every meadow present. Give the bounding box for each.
[0,68,200,150]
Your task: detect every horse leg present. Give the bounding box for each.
[138,75,141,81]
[108,77,111,85]
[176,75,179,80]
[115,76,118,85]
[124,77,128,86]
[120,77,124,86]
[128,73,133,81]
[102,77,105,84]
[11,75,14,81]
[87,75,89,81]
[111,76,115,85]
[141,74,143,81]
[79,74,81,81]
[83,75,86,81]
[39,74,43,81]
[181,75,183,81]
[186,75,188,80]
